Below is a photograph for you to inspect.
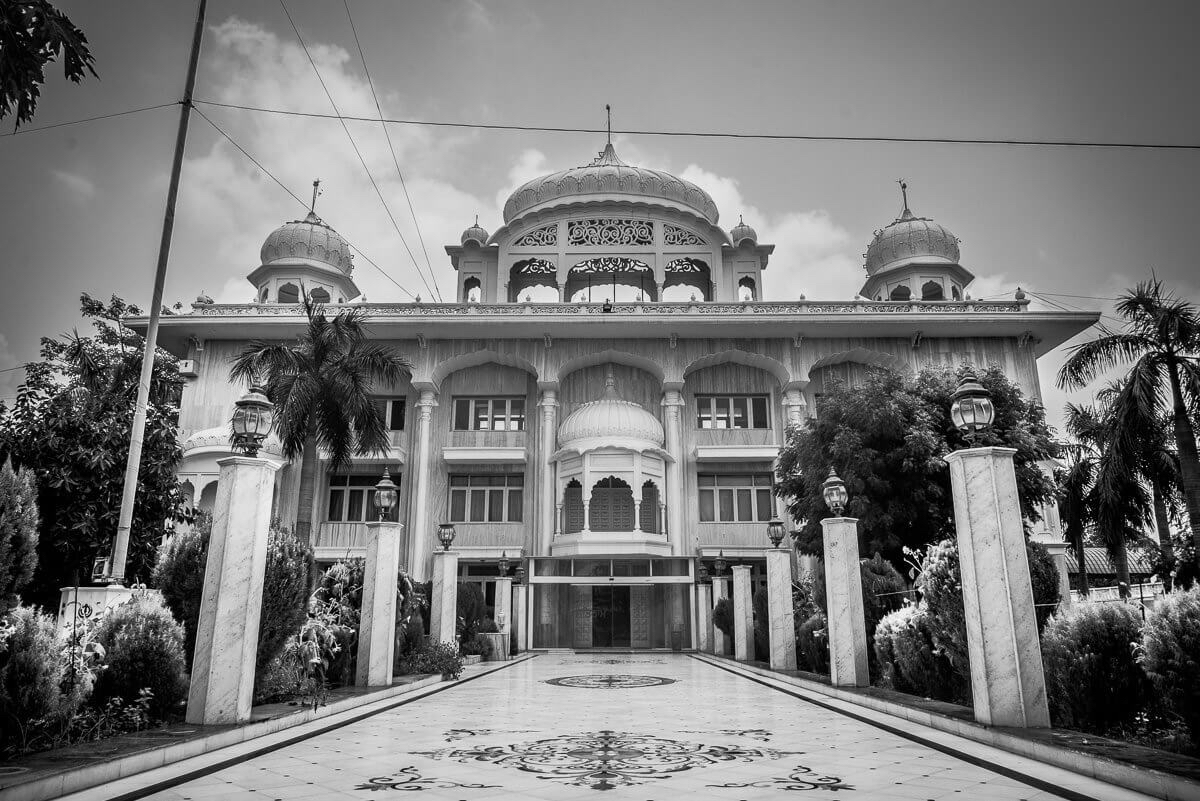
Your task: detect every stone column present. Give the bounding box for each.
[408,389,438,581]
[513,582,528,651]
[495,576,513,634]
[822,517,869,687]
[695,581,713,653]
[713,577,730,655]
[945,446,1051,728]
[356,521,403,687]
[186,456,279,725]
[782,387,807,427]
[429,549,459,647]
[661,386,686,552]
[1040,541,1072,611]
[538,387,559,552]
[731,565,753,662]
[766,549,797,672]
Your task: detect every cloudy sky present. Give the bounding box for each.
[2,0,1198,429]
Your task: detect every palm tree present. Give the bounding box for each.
[1058,440,1094,597]
[230,298,410,542]
[1058,280,1200,563]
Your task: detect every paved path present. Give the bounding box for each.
[71,654,1153,800]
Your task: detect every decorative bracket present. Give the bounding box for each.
[792,333,804,348]
[186,335,205,354]
[669,333,678,350]
[543,333,553,349]
[416,333,427,349]
[911,331,923,350]
[1018,330,1040,349]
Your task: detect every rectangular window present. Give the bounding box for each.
[451,397,527,431]
[698,473,774,522]
[448,474,524,522]
[373,398,406,431]
[695,395,771,429]
[327,474,400,522]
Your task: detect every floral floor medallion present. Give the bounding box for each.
[708,765,856,792]
[411,729,808,792]
[544,674,677,688]
[355,765,500,792]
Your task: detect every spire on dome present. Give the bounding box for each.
[898,179,914,221]
[605,103,612,145]
[310,178,322,214]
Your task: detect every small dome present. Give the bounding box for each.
[503,143,719,225]
[181,426,282,458]
[558,371,665,449]
[864,206,960,276]
[461,217,489,246]
[193,291,214,305]
[260,211,353,276]
[729,215,757,245]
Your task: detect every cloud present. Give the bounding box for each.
[51,169,96,200]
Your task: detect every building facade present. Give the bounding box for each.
[145,142,1095,651]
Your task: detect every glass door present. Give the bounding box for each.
[590,586,632,647]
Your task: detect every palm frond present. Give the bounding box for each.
[1057,333,1156,390]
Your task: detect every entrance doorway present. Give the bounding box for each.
[591,586,631,647]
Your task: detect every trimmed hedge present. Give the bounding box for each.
[1141,586,1200,744]
[91,596,188,719]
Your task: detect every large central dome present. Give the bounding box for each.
[503,143,719,225]
[558,371,665,451]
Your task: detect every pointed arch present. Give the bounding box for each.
[429,349,541,388]
[683,349,791,387]
[555,349,666,384]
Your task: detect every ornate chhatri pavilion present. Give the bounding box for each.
[140,142,1096,651]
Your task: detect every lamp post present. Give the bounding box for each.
[437,522,456,551]
[714,550,727,576]
[764,518,797,669]
[712,550,730,655]
[356,466,404,687]
[498,551,510,577]
[514,564,526,584]
[821,467,848,516]
[372,468,398,521]
[943,368,1050,727]
[231,385,274,457]
[431,524,459,645]
[820,464,868,687]
[766,518,787,549]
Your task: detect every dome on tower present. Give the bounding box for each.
[503,143,719,225]
[864,205,960,277]
[461,217,489,245]
[729,215,758,245]
[260,212,354,276]
[558,370,665,451]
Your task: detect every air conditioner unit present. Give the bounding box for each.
[178,359,198,378]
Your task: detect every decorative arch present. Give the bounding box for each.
[565,257,655,302]
[198,481,218,514]
[683,349,791,387]
[808,347,911,375]
[463,276,482,303]
[662,257,711,302]
[429,349,541,388]
[309,287,331,304]
[509,258,558,302]
[589,476,634,531]
[555,349,666,385]
[737,276,757,301]
[278,283,300,303]
[889,285,912,301]
[921,280,944,301]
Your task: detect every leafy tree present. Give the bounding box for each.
[0,460,39,613]
[777,364,1058,568]
[1058,280,1200,566]
[1058,439,1095,597]
[230,298,411,542]
[0,1,97,128]
[0,294,184,605]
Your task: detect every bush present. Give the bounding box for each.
[1027,541,1061,632]
[153,513,210,665]
[92,596,188,719]
[254,652,307,705]
[1042,601,1147,733]
[713,597,734,640]
[255,525,314,682]
[752,588,769,662]
[874,603,957,698]
[860,553,908,651]
[0,461,39,615]
[1141,587,1200,743]
[0,605,86,754]
[456,582,486,643]
[478,616,499,633]
[397,641,464,679]
[795,612,829,674]
[914,539,969,688]
[461,632,493,658]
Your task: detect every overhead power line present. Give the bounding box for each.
[193,105,418,301]
[191,99,1200,152]
[0,102,178,138]
[277,0,443,302]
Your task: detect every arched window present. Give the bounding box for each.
[259,288,268,303]
[589,476,634,531]
[738,276,757,301]
[951,285,961,300]
[563,479,584,534]
[889,285,912,301]
[278,283,300,304]
[463,277,482,303]
[509,258,558,302]
[640,481,660,533]
[921,280,944,300]
[566,258,654,302]
[309,287,331,304]
[198,481,218,514]
[662,258,711,302]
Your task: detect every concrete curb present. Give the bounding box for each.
[693,653,1198,801]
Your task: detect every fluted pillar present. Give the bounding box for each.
[408,389,438,581]
[538,387,559,553]
[661,386,685,552]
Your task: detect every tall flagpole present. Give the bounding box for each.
[109,0,208,583]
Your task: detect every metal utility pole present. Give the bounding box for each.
[108,0,208,583]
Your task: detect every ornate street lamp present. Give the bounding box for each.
[766,518,787,549]
[714,550,728,576]
[514,564,526,585]
[437,522,456,551]
[231,384,273,457]
[498,551,510,577]
[950,368,995,445]
[697,562,709,583]
[372,468,398,521]
[822,466,848,517]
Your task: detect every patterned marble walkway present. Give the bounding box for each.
[68,654,1154,800]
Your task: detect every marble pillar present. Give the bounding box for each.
[731,565,753,662]
[712,577,730,655]
[408,390,438,581]
[538,388,559,553]
[513,583,528,652]
[822,517,869,687]
[782,387,807,427]
[356,521,403,687]
[1040,541,1072,611]
[661,386,685,552]
[766,549,797,671]
[186,456,279,725]
[695,582,713,653]
[945,446,1051,728]
[495,577,513,635]
[429,549,459,647]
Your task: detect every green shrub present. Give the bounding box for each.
[713,597,734,640]
[456,582,487,643]
[1042,601,1147,733]
[752,588,769,662]
[255,525,314,681]
[397,641,464,679]
[1027,541,1062,631]
[152,513,210,665]
[860,553,908,651]
[874,603,958,698]
[1141,587,1200,743]
[0,605,87,754]
[478,617,499,633]
[461,632,493,658]
[914,539,969,686]
[0,461,39,615]
[396,609,425,663]
[795,612,829,674]
[92,596,187,718]
[254,651,306,705]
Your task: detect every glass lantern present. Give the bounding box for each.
[437,522,456,551]
[714,550,727,576]
[231,384,273,457]
[498,551,510,577]
[821,466,848,517]
[372,468,398,521]
[766,518,787,549]
[950,368,995,444]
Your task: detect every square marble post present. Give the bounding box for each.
[495,577,513,634]
[695,582,713,653]
[822,517,869,687]
[713,577,730,655]
[1040,541,1072,611]
[766,549,797,671]
[513,583,528,652]
[429,550,459,647]
[186,456,279,725]
[945,446,1051,728]
[356,521,403,687]
[731,565,753,662]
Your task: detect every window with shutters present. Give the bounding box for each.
[698,473,774,522]
[448,474,524,523]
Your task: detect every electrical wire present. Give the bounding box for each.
[0,102,178,138]
[190,99,1200,151]
[342,0,440,301]
[192,105,418,301]
[277,0,442,302]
